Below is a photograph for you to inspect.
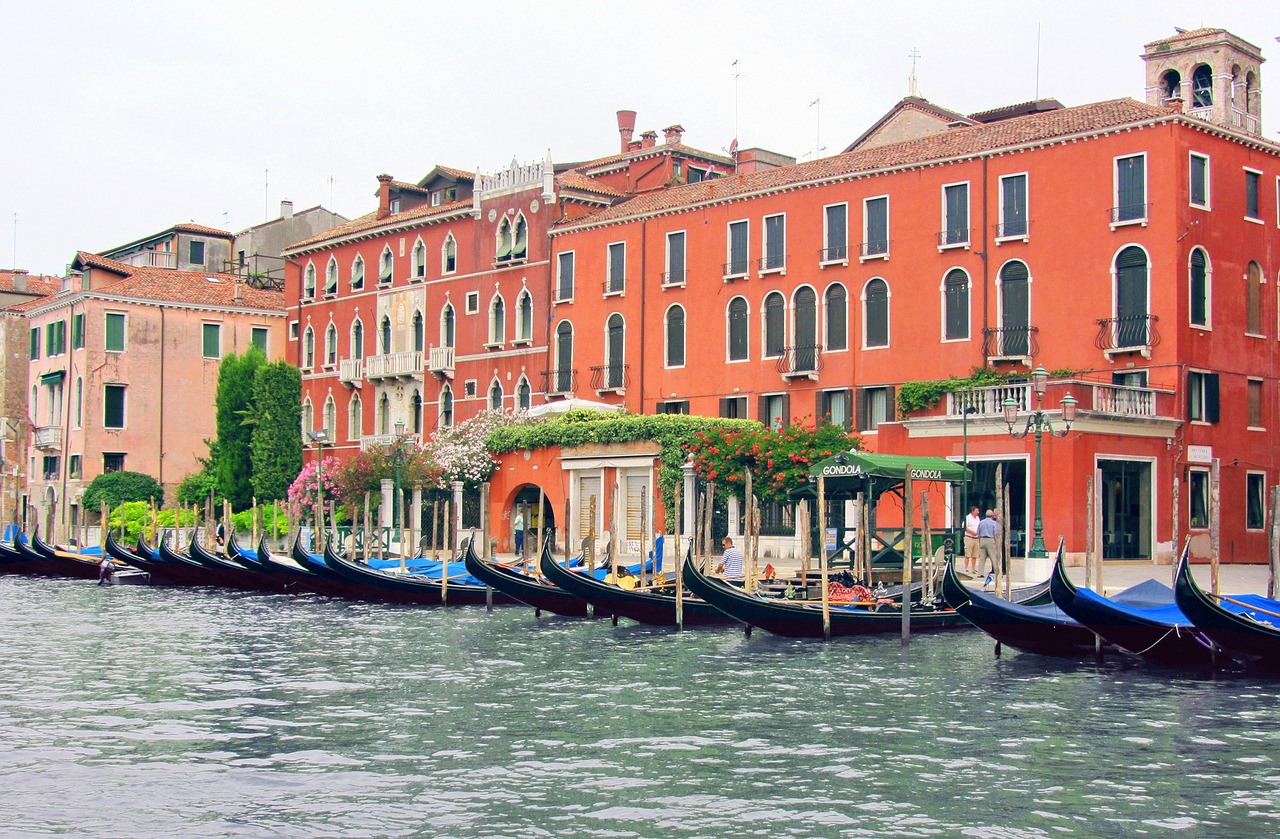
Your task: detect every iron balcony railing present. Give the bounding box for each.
[722,259,749,279]
[995,220,1028,238]
[937,228,971,247]
[859,240,888,258]
[603,276,625,295]
[757,254,785,273]
[661,268,685,286]
[777,344,822,379]
[541,368,577,396]
[1095,314,1159,353]
[1110,203,1149,224]
[982,325,1039,360]
[820,244,849,262]
[589,364,629,392]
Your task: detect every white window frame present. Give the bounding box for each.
[512,289,533,346]
[556,250,575,302]
[411,237,427,280]
[303,262,316,299]
[822,282,848,353]
[1188,247,1212,331]
[761,212,786,275]
[861,277,891,350]
[760,291,787,360]
[202,322,222,360]
[348,392,362,442]
[1188,368,1215,424]
[488,378,504,411]
[486,293,506,348]
[324,257,338,296]
[379,247,394,285]
[441,232,458,275]
[351,254,365,290]
[939,268,971,343]
[996,172,1030,243]
[860,195,889,261]
[726,296,750,364]
[104,311,127,353]
[663,230,687,288]
[1244,167,1264,224]
[605,241,626,296]
[1246,471,1268,531]
[724,219,750,280]
[1111,152,1149,229]
[821,202,849,267]
[939,180,971,250]
[350,317,365,358]
[465,291,479,314]
[1189,152,1211,210]
[664,303,686,370]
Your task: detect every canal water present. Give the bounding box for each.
[2,577,1278,837]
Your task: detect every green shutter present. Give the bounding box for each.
[104,385,125,428]
[203,323,220,358]
[105,313,125,351]
[30,327,39,360]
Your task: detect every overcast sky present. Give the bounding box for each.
[4,1,1278,276]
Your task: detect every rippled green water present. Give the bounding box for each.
[2,576,1279,837]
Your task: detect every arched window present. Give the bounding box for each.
[379,247,393,284]
[496,218,513,261]
[666,304,686,368]
[325,258,338,295]
[380,315,392,354]
[792,287,817,372]
[1114,247,1150,347]
[764,292,786,358]
[517,376,531,410]
[555,321,573,392]
[1190,248,1210,327]
[1192,64,1213,108]
[1247,261,1263,335]
[325,323,337,366]
[515,290,533,342]
[411,389,422,434]
[303,326,315,368]
[348,392,363,441]
[605,314,625,389]
[490,295,506,344]
[442,233,457,274]
[351,318,364,359]
[301,398,313,439]
[1162,69,1182,101]
[728,296,749,361]
[351,255,365,290]
[304,263,316,298]
[489,379,504,411]
[440,385,454,428]
[441,303,455,349]
[825,284,847,351]
[412,238,426,279]
[412,310,424,352]
[512,214,528,260]
[863,279,889,348]
[323,395,336,436]
[378,392,391,435]
[998,262,1030,355]
[943,269,970,341]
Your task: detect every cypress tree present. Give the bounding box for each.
[249,360,302,502]
[214,347,266,509]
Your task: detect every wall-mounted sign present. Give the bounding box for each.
[1187,445,1213,464]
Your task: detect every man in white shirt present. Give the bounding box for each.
[963,506,981,576]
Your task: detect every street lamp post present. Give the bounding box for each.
[1003,367,1077,558]
[960,402,978,524]
[383,420,407,530]
[307,428,329,551]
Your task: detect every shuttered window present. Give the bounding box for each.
[763,214,785,270]
[666,232,686,284]
[72,314,85,350]
[863,197,888,256]
[666,305,685,367]
[557,252,575,300]
[824,204,847,261]
[202,323,221,358]
[943,183,969,244]
[825,284,847,351]
[944,269,969,340]
[1116,155,1146,221]
[1246,170,1261,220]
[1190,154,1209,207]
[1188,371,1219,423]
[625,474,648,543]
[29,327,39,360]
[103,384,126,429]
[728,297,749,361]
[105,313,125,352]
[578,476,601,541]
[764,292,785,358]
[607,242,626,293]
[727,221,749,275]
[1189,249,1209,327]
[1000,174,1027,237]
[864,279,889,348]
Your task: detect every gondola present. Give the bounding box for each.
[464,541,596,617]
[1050,552,1214,666]
[188,536,298,594]
[539,547,736,627]
[12,529,102,579]
[1174,553,1280,672]
[319,536,514,606]
[941,548,1104,657]
[683,551,976,638]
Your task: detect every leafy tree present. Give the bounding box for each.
[249,361,302,502]
[176,469,222,508]
[108,501,195,542]
[83,471,164,511]
[214,347,266,509]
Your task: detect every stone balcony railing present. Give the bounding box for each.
[427,346,455,377]
[365,350,423,380]
[339,358,363,384]
[34,426,62,450]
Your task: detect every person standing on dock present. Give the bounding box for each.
[717,536,744,581]
[513,508,525,557]
[977,509,999,589]
[964,506,981,576]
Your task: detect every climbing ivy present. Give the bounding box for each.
[896,367,1077,418]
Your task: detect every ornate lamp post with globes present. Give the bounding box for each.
[1002,367,1077,559]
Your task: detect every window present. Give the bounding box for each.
[440,385,454,428]
[607,242,626,294]
[103,453,125,474]
[45,320,66,356]
[726,220,749,276]
[727,297,749,361]
[1189,469,1210,529]
[556,252,575,300]
[1248,378,1264,428]
[823,203,848,262]
[348,393,362,441]
[1189,248,1210,327]
[759,393,788,430]
[103,384,126,429]
[863,278,889,348]
[1187,371,1219,423]
[351,318,364,358]
[351,255,365,290]
[1113,247,1150,348]
[515,291,533,343]
[42,455,60,481]
[818,388,853,430]
[656,400,690,415]
[325,324,337,366]
[412,311,424,352]
[189,240,205,265]
[465,291,479,314]
[301,398,313,439]
[73,377,82,428]
[1190,153,1209,208]
[943,269,970,340]
[251,326,269,353]
[1246,169,1262,221]
[762,214,785,272]
[1192,64,1213,108]
[825,284,847,351]
[489,380,503,411]
[302,327,315,368]
[411,390,422,434]
[665,304,685,368]
[863,196,889,257]
[412,239,426,278]
[202,323,221,358]
[999,174,1028,238]
[289,321,299,340]
[604,314,625,389]
[1247,473,1267,530]
[323,396,336,437]
[440,305,455,349]
[105,313,125,352]
[29,326,38,360]
[763,292,785,358]
[941,182,970,246]
[488,295,506,345]
[325,258,338,295]
[380,316,392,354]
[665,232,686,285]
[378,393,390,435]
[517,377,531,411]
[1114,154,1147,223]
[304,264,316,299]
[554,321,574,393]
[792,287,818,373]
[511,214,528,260]
[442,234,457,274]
[857,386,894,432]
[379,248,393,284]
[719,396,747,419]
[69,454,81,480]
[496,218,513,261]
[72,313,85,349]
[1247,261,1263,335]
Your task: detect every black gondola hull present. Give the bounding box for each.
[1174,555,1280,671]
[464,545,594,617]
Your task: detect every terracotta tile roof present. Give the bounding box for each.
[172,222,234,238]
[433,166,475,181]
[96,268,286,310]
[556,171,625,198]
[72,250,133,275]
[286,198,473,252]
[1146,27,1225,47]
[843,96,977,153]
[388,180,433,196]
[569,142,736,173]
[0,270,62,297]
[558,98,1178,230]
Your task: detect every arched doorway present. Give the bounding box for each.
[507,484,556,556]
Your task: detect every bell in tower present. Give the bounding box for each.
[1142,28,1264,136]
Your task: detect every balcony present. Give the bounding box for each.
[1230,108,1260,134]
[1090,383,1157,418]
[1110,203,1149,226]
[937,228,970,248]
[1187,105,1214,123]
[757,254,785,274]
[589,364,628,394]
[995,220,1028,240]
[361,432,419,452]
[365,350,423,380]
[722,260,749,281]
[602,278,625,296]
[541,368,577,397]
[338,358,363,385]
[859,240,888,259]
[34,426,62,450]
[1095,315,1159,359]
[982,326,1039,364]
[661,269,686,288]
[947,383,1031,418]
[122,250,176,269]
[819,245,849,264]
[777,344,822,381]
[428,346,455,378]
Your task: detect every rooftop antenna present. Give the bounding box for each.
[264,169,269,223]
[1035,22,1042,101]
[808,98,826,160]
[10,212,16,269]
[328,175,335,208]
[907,47,922,97]
[731,59,743,163]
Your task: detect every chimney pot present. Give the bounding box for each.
[376,174,394,219]
[616,109,637,153]
[662,124,685,145]
[1164,96,1184,112]
[640,130,658,149]
[280,199,294,219]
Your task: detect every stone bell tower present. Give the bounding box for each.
[1142,28,1264,137]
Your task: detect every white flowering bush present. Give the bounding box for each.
[427,409,533,485]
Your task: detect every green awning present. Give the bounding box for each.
[39,370,66,385]
[810,451,971,483]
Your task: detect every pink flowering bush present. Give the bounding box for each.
[286,455,342,519]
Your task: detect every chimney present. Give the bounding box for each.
[616,110,637,153]
[639,130,658,149]
[11,268,27,293]
[376,174,394,219]
[280,199,294,219]
[662,124,685,145]
[1164,96,1184,112]
[233,281,244,304]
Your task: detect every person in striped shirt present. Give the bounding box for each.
[717,536,745,580]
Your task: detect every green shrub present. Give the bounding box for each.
[83,471,164,512]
